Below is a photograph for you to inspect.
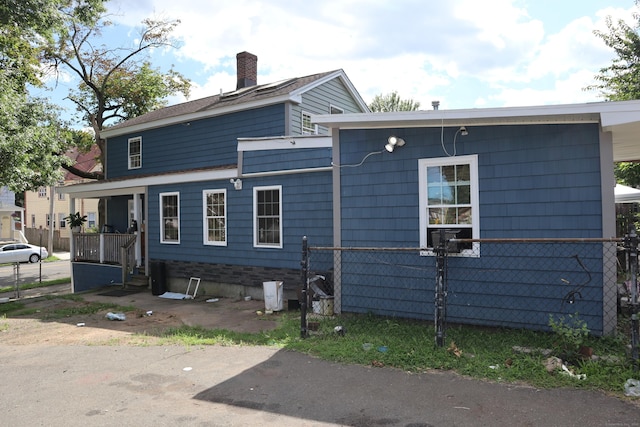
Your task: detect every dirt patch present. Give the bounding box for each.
[0,289,283,346]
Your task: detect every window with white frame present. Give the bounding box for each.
[203,189,227,246]
[254,186,282,248]
[58,213,66,228]
[160,192,180,244]
[38,187,46,198]
[87,212,96,229]
[419,155,479,255]
[128,136,142,169]
[301,112,317,135]
[46,214,51,228]
[31,214,35,228]
[329,104,344,114]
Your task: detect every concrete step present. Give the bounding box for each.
[126,275,149,288]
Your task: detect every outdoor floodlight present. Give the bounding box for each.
[385,136,406,153]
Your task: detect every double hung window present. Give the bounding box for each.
[128,137,142,169]
[160,192,180,243]
[254,186,282,248]
[203,189,227,245]
[419,155,479,255]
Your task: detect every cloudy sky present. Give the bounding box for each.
[43,0,637,114]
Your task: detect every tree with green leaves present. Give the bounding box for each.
[0,71,72,193]
[368,91,421,112]
[43,3,191,180]
[0,0,104,193]
[588,1,640,185]
[588,1,640,101]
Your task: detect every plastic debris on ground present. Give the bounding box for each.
[105,312,126,321]
[560,364,586,380]
[624,379,640,396]
[206,298,219,303]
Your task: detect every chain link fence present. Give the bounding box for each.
[301,234,639,361]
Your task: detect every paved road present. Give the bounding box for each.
[1,344,639,426]
[0,253,70,287]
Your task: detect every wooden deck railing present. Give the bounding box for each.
[72,233,137,265]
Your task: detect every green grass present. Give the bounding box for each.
[0,278,70,294]
[158,313,638,396]
[0,294,135,319]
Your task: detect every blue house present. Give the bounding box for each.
[61,50,640,335]
[311,101,640,335]
[61,51,369,297]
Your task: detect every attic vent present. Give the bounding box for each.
[220,85,258,100]
[255,78,298,94]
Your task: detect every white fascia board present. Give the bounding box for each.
[101,94,302,138]
[237,135,332,151]
[601,110,640,128]
[312,101,640,129]
[58,168,238,199]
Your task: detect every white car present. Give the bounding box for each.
[0,243,48,263]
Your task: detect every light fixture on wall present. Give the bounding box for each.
[230,178,242,190]
[333,135,407,168]
[385,136,406,153]
[442,126,469,157]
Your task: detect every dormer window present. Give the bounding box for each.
[128,136,142,169]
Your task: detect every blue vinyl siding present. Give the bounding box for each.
[106,105,285,179]
[243,147,332,174]
[146,171,333,271]
[336,123,606,333]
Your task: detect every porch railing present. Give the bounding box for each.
[72,233,137,265]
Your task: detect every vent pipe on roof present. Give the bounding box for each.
[236,51,258,89]
[432,100,440,110]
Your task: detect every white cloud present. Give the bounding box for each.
[101,0,638,109]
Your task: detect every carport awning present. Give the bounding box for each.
[615,184,640,203]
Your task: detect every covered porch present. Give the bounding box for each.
[58,181,147,293]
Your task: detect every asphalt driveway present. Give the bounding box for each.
[1,343,640,426]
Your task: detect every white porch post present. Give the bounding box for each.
[69,197,76,293]
[133,193,142,267]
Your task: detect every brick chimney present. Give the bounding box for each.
[236,51,258,89]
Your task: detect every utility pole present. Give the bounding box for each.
[48,185,55,257]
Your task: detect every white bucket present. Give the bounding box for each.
[263,281,284,311]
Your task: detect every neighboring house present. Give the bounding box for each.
[24,146,101,239]
[311,101,640,335]
[0,187,24,241]
[59,51,369,293]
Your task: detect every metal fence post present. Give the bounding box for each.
[626,228,639,367]
[13,262,20,299]
[435,229,448,347]
[300,236,309,339]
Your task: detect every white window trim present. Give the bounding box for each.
[253,185,283,249]
[418,154,479,257]
[301,111,317,135]
[329,104,344,114]
[203,189,227,246]
[128,136,142,170]
[160,191,180,244]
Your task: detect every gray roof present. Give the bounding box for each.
[104,70,342,135]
